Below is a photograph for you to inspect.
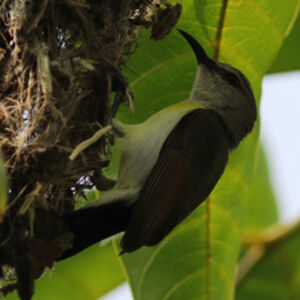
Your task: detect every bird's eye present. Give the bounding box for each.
[226,73,241,87]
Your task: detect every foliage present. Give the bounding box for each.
[2,0,300,299]
[269,10,300,73]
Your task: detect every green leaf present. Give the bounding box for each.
[6,243,125,300]
[244,146,278,231]
[236,225,300,300]
[269,7,300,73]
[75,188,101,209]
[113,1,299,300]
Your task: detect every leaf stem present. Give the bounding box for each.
[236,219,300,286]
[214,0,229,60]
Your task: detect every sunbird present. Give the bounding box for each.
[60,30,257,259]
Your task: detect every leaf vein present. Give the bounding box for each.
[161,257,232,300]
[130,52,189,88]
[162,268,206,300]
[250,0,283,39]
[137,215,207,293]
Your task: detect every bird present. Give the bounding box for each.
[59,29,257,260]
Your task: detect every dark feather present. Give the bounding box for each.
[59,201,133,260]
[121,109,229,252]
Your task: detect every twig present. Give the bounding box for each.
[236,244,265,286]
[236,219,300,286]
[26,0,49,33]
[69,125,112,161]
[243,219,300,246]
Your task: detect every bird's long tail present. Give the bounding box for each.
[58,201,133,260]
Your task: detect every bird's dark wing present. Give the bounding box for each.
[121,109,229,252]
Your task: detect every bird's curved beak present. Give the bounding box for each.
[177,29,215,68]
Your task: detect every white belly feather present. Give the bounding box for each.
[90,100,202,206]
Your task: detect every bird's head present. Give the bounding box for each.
[178,29,257,148]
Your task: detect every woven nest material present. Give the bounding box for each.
[0,0,181,299]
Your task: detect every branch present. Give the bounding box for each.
[69,125,112,161]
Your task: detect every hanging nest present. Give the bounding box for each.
[0,0,181,299]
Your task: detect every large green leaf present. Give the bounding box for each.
[114,1,299,300]
[6,243,125,300]
[244,146,278,231]
[236,225,300,300]
[269,7,300,73]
